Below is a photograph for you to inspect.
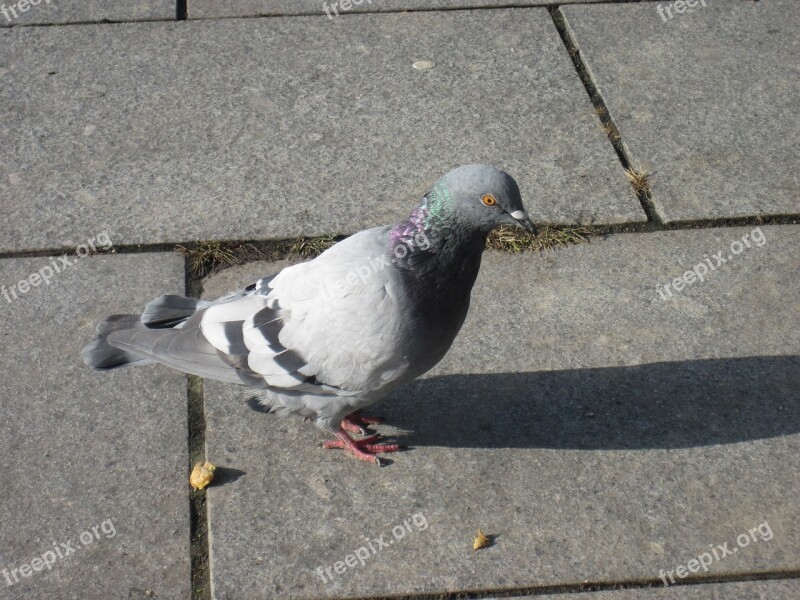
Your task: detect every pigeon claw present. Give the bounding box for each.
[341,413,387,435]
[323,427,403,464]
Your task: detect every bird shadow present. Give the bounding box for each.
[378,355,800,450]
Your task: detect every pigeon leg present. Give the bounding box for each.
[341,413,387,434]
[323,427,403,465]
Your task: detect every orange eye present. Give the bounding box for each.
[481,194,497,206]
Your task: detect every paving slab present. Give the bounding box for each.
[0,0,175,26]
[0,9,643,254]
[562,1,800,223]
[506,579,800,600]
[202,225,800,599]
[189,0,608,19]
[0,252,190,599]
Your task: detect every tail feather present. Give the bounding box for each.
[83,294,206,370]
[81,336,155,370]
[96,314,143,335]
[141,295,208,328]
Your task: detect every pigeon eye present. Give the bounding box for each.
[481,194,497,207]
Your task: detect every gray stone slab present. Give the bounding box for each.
[189,0,608,19]
[562,1,800,223]
[0,252,190,599]
[0,0,175,26]
[0,9,643,253]
[202,225,800,598]
[506,579,800,599]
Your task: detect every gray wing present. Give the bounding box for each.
[241,225,411,392]
[97,225,409,394]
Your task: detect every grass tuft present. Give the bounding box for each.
[288,234,337,258]
[178,228,586,278]
[487,225,591,253]
[595,106,621,143]
[624,165,654,199]
[177,235,341,278]
[177,241,262,277]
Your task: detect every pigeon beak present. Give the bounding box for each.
[510,210,538,236]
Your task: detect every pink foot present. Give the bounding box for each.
[341,413,387,434]
[323,427,403,465]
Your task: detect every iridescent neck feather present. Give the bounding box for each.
[389,179,454,253]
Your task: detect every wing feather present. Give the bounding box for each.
[103,226,409,397]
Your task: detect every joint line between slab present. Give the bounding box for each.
[0,16,176,28]
[186,255,211,600]
[3,219,800,264]
[0,2,697,29]
[179,1,686,24]
[334,569,800,600]
[549,5,662,225]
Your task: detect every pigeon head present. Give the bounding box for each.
[437,164,537,236]
[390,165,537,264]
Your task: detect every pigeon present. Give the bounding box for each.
[82,165,536,464]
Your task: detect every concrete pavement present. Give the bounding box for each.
[0,1,797,598]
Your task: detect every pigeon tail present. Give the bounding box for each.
[82,295,208,370]
[81,335,155,370]
[142,295,209,328]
